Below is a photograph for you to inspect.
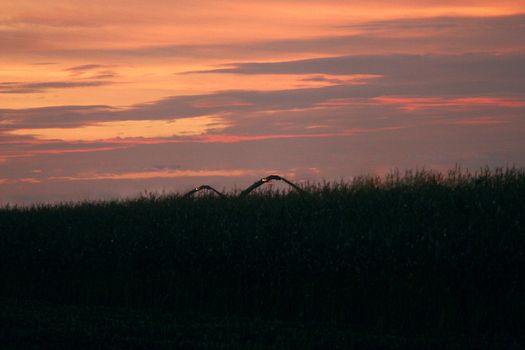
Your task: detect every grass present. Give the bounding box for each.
[1,167,524,348]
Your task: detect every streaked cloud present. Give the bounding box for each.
[449,117,510,126]
[371,96,525,111]
[0,80,112,94]
[65,64,108,73]
[9,115,230,141]
[1,168,263,184]
[184,53,525,83]
[29,146,131,155]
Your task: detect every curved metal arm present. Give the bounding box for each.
[183,185,225,198]
[240,175,305,196]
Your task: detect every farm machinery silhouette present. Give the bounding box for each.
[183,175,306,198]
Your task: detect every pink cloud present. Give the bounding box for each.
[451,116,510,125]
[30,146,131,155]
[371,96,525,111]
[190,97,255,109]
[0,145,130,161]
[1,168,269,184]
[68,127,404,145]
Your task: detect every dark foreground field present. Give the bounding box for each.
[1,168,524,349]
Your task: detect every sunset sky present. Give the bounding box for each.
[1,0,525,204]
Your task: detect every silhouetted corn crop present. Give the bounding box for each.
[0,167,524,338]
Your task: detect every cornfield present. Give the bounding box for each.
[1,167,524,338]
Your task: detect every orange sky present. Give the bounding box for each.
[1,1,525,204]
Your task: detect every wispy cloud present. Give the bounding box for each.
[29,146,130,155]
[9,115,229,141]
[450,116,510,125]
[32,62,58,65]
[64,64,119,80]
[372,96,525,111]
[1,168,266,184]
[65,64,107,72]
[49,169,262,182]
[0,80,112,94]
[182,53,525,81]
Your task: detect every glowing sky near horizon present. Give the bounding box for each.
[1,1,525,204]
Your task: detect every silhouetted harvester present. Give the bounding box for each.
[183,174,306,198]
